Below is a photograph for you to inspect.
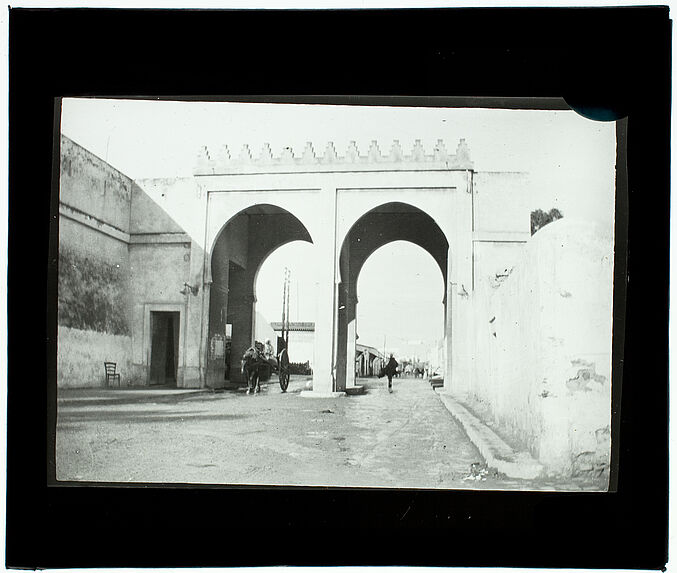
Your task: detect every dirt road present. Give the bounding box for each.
[56,376,598,490]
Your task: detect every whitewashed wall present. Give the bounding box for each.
[57,326,132,388]
[254,311,277,347]
[468,218,614,477]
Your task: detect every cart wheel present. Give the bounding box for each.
[279,369,290,392]
[278,349,290,392]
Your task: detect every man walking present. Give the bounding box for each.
[384,354,398,393]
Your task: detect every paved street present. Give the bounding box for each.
[56,376,597,490]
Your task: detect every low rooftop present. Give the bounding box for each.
[271,321,315,332]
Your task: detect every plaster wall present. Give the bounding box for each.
[219,215,249,269]
[335,176,472,282]
[205,188,322,253]
[473,172,531,237]
[58,217,131,331]
[133,178,207,243]
[208,214,248,351]
[131,178,211,387]
[472,241,527,290]
[60,136,133,233]
[57,327,131,388]
[468,218,613,478]
[58,136,533,395]
[336,183,464,245]
[59,215,129,267]
[58,137,134,388]
[130,182,187,234]
[128,242,192,384]
[198,168,528,393]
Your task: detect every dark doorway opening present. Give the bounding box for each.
[336,202,448,391]
[207,204,313,387]
[150,311,180,386]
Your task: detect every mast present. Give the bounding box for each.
[285,268,291,348]
[281,267,288,348]
[383,334,387,370]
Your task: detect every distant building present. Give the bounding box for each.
[268,321,384,376]
[270,321,315,368]
[426,339,445,373]
[355,344,385,377]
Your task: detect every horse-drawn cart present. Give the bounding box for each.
[241,267,293,395]
[277,347,290,392]
[257,345,290,392]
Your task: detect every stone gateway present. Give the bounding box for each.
[57,134,612,478]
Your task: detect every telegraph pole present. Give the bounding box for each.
[285,268,291,348]
[281,267,288,348]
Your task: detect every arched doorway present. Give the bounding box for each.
[253,240,317,379]
[207,204,313,386]
[355,241,445,378]
[336,202,449,391]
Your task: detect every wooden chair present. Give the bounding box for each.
[104,362,121,387]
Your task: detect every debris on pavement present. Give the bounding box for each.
[463,462,490,481]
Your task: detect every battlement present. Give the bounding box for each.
[194,139,473,175]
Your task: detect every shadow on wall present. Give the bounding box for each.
[57,136,205,389]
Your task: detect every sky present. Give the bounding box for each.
[356,241,445,360]
[61,99,616,221]
[60,99,617,360]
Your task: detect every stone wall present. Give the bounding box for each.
[58,221,131,335]
[468,218,613,478]
[60,136,133,233]
[57,136,135,388]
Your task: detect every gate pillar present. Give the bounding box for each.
[346,291,358,388]
[335,283,348,392]
[183,239,209,388]
[305,189,340,396]
[335,283,358,390]
[206,261,228,388]
[444,279,454,391]
[309,273,337,395]
[229,292,255,384]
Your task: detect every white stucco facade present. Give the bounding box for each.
[131,138,531,396]
[60,134,614,477]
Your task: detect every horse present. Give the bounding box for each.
[241,346,266,395]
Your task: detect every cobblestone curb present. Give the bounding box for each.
[435,389,544,480]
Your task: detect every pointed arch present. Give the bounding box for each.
[207,204,313,386]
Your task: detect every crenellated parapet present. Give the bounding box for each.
[194,138,473,175]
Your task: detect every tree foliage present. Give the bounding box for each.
[289,361,312,375]
[530,208,563,235]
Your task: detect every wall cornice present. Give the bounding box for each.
[60,203,193,246]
